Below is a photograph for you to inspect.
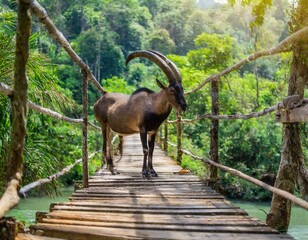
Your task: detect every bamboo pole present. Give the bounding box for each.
[82,70,89,188]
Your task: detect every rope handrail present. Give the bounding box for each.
[0,82,100,130]
[165,141,308,210]
[0,82,13,96]
[167,97,308,124]
[185,26,308,95]
[19,149,100,197]
[167,102,283,124]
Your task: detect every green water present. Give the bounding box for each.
[6,186,73,226]
[6,189,308,240]
[232,201,308,240]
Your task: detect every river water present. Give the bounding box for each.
[232,201,308,240]
[6,188,308,239]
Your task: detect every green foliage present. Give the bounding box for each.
[75,29,125,80]
[188,33,236,71]
[1,0,304,203]
[221,172,272,200]
[146,29,176,54]
[102,76,135,94]
[228,0,273,28]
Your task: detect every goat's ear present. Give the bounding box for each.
[156,78,167,90]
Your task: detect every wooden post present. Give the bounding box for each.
[208,78,219,186]
[176,111,182,164]
[163,122,168,152]
[6,0,31,182]
[0,217,17,240]
[82,70,89,188]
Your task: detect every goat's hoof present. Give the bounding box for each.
[142,170,150,179]
[149,169,158,177]
[111,169,120,175]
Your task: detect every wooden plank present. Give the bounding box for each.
[16,234,64,240]
[89,174,199,180]
[69,193,225,200]
[52,201,234,209]
[68,197,230,206]
[39,218,278,234]
[50,205,247,215]
[86,179,201,184]
[45,210,265,226]
[83,185,208,191]
[74,187,219,194]
[31,224,293,240]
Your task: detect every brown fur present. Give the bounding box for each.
[94,84,186,177]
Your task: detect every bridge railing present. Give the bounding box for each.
[158,27,308,210]
[0,0,105,219]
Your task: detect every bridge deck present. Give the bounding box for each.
[22,135,293,239]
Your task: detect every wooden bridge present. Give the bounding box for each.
[17,135,293,240]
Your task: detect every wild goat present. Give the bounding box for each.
[94,50,187,178]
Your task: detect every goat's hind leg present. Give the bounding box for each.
[116,135,124,161]
[102,124,119,175]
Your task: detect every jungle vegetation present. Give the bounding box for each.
[0,0,307,201]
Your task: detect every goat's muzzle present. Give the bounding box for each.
[180,102,187,112]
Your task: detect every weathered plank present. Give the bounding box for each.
[68,197,229,206]
[50,205,246,215]
[52,201,234,209]
[27,134,294,240]
[46,210,264,225]
[16,234,64,240]
[37,219,277,233]
[30,224,293,240]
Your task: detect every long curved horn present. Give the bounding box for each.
[148,50,182,84]
[126,50,177,85]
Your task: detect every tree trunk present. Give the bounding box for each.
[0,0,31,218]
[7,0,31,184]
[266,0,308,231]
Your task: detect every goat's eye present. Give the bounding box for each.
[169,88,176,94]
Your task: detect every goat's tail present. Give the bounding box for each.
[116,136,124,162]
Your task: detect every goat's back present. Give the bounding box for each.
[94,92,144,134]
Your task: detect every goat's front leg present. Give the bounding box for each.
[140,129,149,179]
[148,132,158,177]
